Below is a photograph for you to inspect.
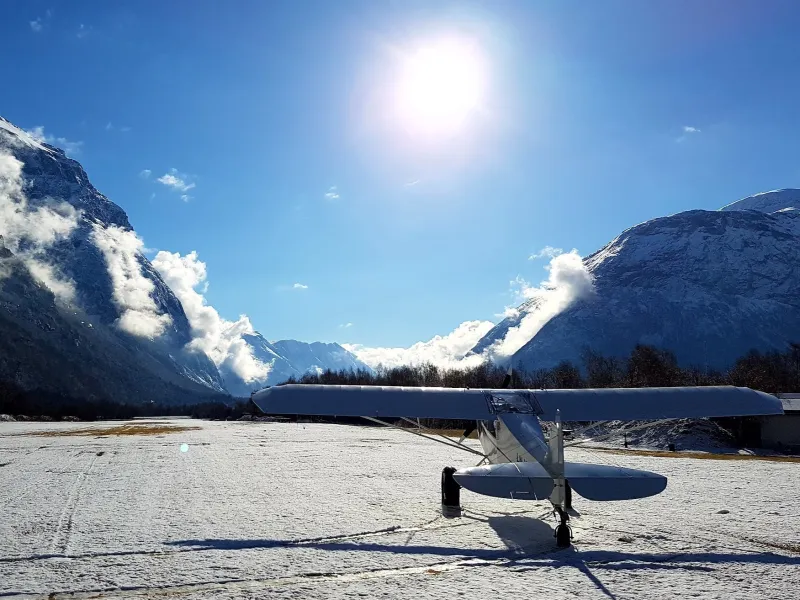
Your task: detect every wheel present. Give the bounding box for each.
[555,523,572,547]
[441,466,462,518]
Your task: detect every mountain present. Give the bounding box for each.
[223,334,372,397]
[472,189,800,372]
[719,188,800,214]
[0,115,373,405]
[272,339,372,377]
[0,117,227,404]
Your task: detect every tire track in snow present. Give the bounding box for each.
[1,550,550,599]
[0,510,502,565]
[48,453,101,555]
[0,450,84,511]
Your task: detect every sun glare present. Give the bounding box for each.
[394,38,486,138]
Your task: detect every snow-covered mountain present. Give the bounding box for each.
[719,188,800,214]
[473,189,800,371]
[0,117,228,403]
[223,333,372,397]
[0,115,369,404]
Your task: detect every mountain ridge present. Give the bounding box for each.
[472,189,800,372]
[0,115,368,403]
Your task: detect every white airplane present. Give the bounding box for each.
[251,382,782,547]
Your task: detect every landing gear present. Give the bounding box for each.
[554,506,572,548]
[565,478,572,511]
[441,466,462,518]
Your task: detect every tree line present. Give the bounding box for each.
[0,379,252,421]
[2,343,798,422]
[284,343,800,394]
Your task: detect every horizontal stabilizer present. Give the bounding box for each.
[565,462,667,501]
[251,384,782,421]
[454,462,554,500]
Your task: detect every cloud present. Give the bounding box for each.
[77,23,90,39]
[0,152,80,302]
[495,306,520,319]
[339,322,353,328]
[139,169,151,179]
[180,194,191,203]
[324,186,339,200]
[292,283,308,290]
[151,250,271,384]
[346,251,594,370]
[404,179,420,187]
[30,10,52,33]
[91,223,172,338]
[157,168,195,192]
[120,126,131,133]
[529,246,563,260]
[676,125,701,143]
[105,122,113,131]
[25,126,83,157]
[22,258,76,302]
[487,250,594,358]
[344,320,494,370]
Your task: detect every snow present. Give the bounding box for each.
[719,188,800,213]
[1,420,799,599]
[0,118,55,155]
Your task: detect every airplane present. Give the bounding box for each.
[251,380,783,547]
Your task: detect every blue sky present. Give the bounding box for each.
[3,0,800,348]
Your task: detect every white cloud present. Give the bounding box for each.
[157,168,195,193]
[404,179,420,187]
[324,186,339,200]
[339,322,353,328]
[151,250,270,383]
[91,223,172,338]
[77,23,89,39]
[120,126,132,133]
[488,250,594,358]
[495,306,520,319]
[25,126,83,157]
[105,122,113,131]
[139,169,151,179]
[292,283,308,290]
[529,245,563,260]
[344,320,494,370]
[676,125,702,143]
[0,152,80,302]
[346,251,594,370]
[180,194,191,203]
[30,18,43,32]
[23,258,76,302]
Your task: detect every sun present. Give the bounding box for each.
[394,37,486,137]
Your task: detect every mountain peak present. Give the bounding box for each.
[719,188,800,214]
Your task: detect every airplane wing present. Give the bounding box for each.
[251,384,783,421]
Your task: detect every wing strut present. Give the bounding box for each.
[361,416,487,458]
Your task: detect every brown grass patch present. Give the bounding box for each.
[25,423,201,437]
[588,446,800,464]
[426,429,479,439]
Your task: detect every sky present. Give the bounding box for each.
[2,0,800,351]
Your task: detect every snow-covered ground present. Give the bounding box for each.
[1,420,799,599]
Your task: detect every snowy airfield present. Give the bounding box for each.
[1,420,799,599]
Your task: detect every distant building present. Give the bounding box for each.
[760,394,800,452]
